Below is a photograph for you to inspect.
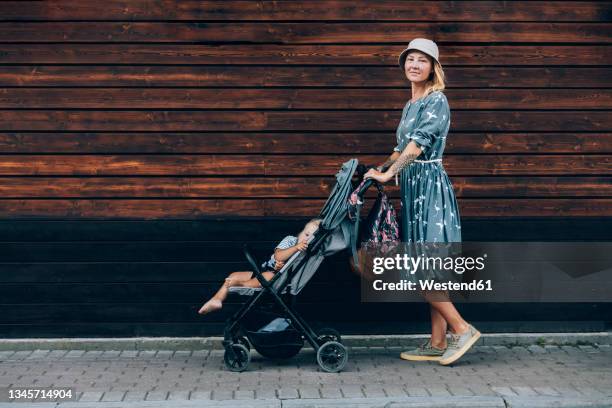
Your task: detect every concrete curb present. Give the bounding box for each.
[0,332,610,351]
[2,396,611,408]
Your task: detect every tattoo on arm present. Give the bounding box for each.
[387,150,419,176]
[378,157,396,171]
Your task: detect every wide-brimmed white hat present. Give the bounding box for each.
[398,38,440,70]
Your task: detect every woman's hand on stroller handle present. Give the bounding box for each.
[364,168,393,184]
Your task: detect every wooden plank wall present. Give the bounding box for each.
[0,1,611,337]
[0,1,610,217]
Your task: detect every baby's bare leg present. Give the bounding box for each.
[234,271,275,288]
[198,271,253,315]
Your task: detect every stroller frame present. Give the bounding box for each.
[221,160,377,373]
[222,225,347,373]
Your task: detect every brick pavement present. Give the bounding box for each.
[0,343,611,406]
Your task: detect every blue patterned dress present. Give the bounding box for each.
[394,90,462,244]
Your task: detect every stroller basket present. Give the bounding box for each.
[243,309,304,359]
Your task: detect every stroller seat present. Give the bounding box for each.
[227,241,305,297]
[228,286,261,296]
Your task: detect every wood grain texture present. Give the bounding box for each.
[1,132,609,154]
[2,22,610,43]
[2,89,610,109]
[1,111,610,131]
[0,199,609,218]
[1,45,611,65]
[1,66,610,88]
[1,1,609,22]
[0,0,610,221]
[0,155,609,176]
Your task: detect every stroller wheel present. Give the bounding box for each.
[317,327,342,345]
[236,336,251,351]
[224,343,250,372]
[316,341,348,373]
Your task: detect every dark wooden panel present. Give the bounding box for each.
[2,89,610,109]
[0,217,609,336]
[1,111,610,131]
[0,199,267,218]
[1,1,609,22]
[0,219,312,242]
[263,199,612,217]
[0,176,609,198]
[0,155,609,176]
[1,218,610,243]
[1,45,610,65]
[1,303,610,326]
[1,132,609,154]
[0,282,359,304]
[0,262,349,283]
[2,22,610,43]
[2,66,610,88]
[0,198,609,218]
[1,241,297,262]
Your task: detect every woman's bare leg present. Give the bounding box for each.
[198,271,253,315]
[430,306,448,349]
[423,291,469,335]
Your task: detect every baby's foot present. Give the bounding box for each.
[198,299,222,315]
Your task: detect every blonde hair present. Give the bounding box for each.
[306,218,322,228]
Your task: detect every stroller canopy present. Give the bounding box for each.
[281,159,359,295]
[319,159,359,230]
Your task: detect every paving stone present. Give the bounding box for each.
[511,386,539,396]
[533,386,561,396]
[100,391,125,402]
[405,386,429,397]
[145,390,168,400]
[167,390,190,400]
[234,390,255,399]
[340,385,364,398]
[117,390,146,401]
[491,386,518,397]
[362,386,386,398]
[277,388,299,399]
[78,391,103,402]
[320,387,342,398]
[255,389,277,399]
[190,390,212,400]
[298,387,321,399]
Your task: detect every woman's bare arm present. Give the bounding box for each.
[385,141,422,177]
[377,151,401,171]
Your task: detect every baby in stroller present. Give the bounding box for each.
[198,218,321,315]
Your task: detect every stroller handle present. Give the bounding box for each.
[356,178,376,199]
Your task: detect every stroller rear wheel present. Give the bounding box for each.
[316,341,348,373]
[224,343,250,372]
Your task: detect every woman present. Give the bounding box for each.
[364,38,480,365]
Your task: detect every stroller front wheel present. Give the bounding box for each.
[224,343,250,372]
[316,341,348,373]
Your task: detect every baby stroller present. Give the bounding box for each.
[222,159,378,373]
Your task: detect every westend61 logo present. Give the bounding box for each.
[372,253,487,275]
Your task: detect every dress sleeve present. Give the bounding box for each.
[407,93,450,153]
